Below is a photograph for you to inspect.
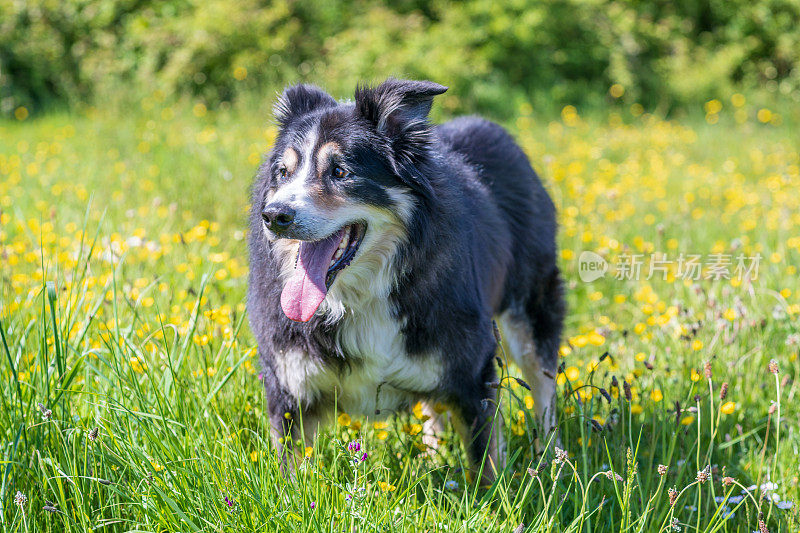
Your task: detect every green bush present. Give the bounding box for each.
[1,0,799,117]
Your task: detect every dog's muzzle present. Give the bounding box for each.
[262,203,296,235]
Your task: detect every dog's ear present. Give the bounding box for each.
[355,78,447,134]
[274,84,337,127]
[355,78,447,195]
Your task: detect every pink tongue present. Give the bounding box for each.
[280,229,345,322]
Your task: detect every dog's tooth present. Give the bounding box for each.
[334,249,343,259]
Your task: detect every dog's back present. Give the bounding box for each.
[436,117,558,309]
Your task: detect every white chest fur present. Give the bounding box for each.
[273,299,442,416]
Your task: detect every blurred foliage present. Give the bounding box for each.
[2,0,800,117]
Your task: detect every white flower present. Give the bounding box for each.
[775,500,793,510]
[444,480,459,491]
[744,481,778,493]
[554,447,568,464]
[14,491,27,508]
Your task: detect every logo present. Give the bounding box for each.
[578,251,608,282]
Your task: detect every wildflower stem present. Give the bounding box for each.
[576,471,606,533]
[695,395,701,533]
[656,480,699,533]
[771,372,780,477]
[768,371,781,519]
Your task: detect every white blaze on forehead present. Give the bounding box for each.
[294,124,319,181]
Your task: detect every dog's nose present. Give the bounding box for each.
[262,204,296,232]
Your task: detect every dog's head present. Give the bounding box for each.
[257,78,447,322]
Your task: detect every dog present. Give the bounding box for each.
[247,78,564,479]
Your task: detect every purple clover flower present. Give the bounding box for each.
[347,441,361,453]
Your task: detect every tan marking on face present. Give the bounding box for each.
[307,182,347,211]
[315,141,341,177]
[282,147,299,174]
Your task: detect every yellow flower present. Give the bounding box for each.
[150,459,164,472]
[704,99,722,114]
[524,395,534,409]
[571,335,588,348]
[691,340,703,351]
[720,401,736,415]
[403,423,422,436]
[376,430,389,440]
[250,451,259,462]
[587,332,605,345]
[412,402,430,421]
[723,308,736,321]
[631,404,643,415]
[130,357,146,373]
[373,421,389,430]
[305,447,314,458]
[565,366,580,381]
[650,389,663,402]
[690,369,700,382]
[337,413,351,427]
[680,415,695,426]
[379,481,396,492]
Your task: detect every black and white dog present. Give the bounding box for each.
[248,78,564,478]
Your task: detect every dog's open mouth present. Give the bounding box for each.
[280,223,366,322]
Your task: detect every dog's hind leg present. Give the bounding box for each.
[498,268,565,446]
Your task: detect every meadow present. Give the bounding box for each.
[1,93,798,532]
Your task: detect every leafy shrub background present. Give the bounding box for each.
[2,0,800,117]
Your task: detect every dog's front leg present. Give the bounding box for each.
[449,356,504,486]
[260,358,303,471]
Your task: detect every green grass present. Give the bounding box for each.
[0,96,798,532]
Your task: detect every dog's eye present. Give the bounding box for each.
[278,166,288,179]
[331,165,349,180]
